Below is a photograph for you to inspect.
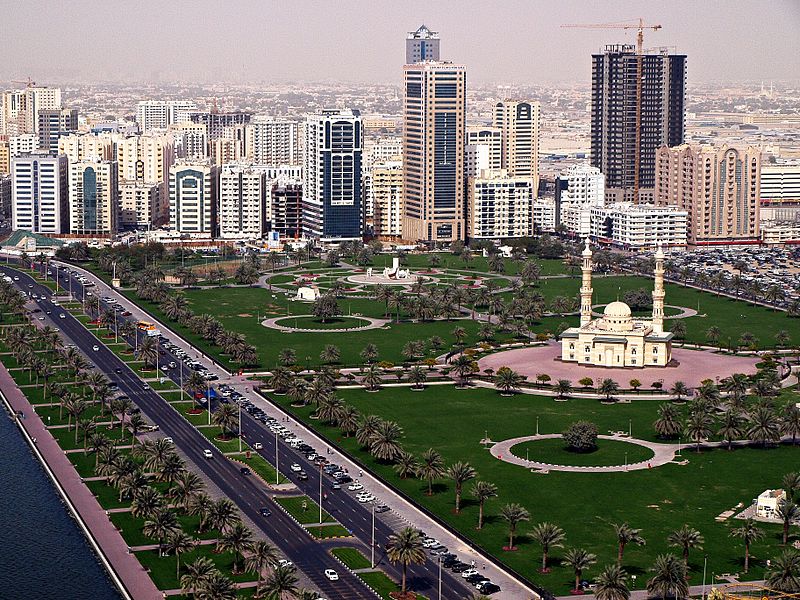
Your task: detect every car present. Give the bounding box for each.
[290,463,302,472]
[160,365,169,372]
[461,568,479,579]
[298,471,308,481]
[476,582,500,594]
[259,507,271,517]
[450,562,470,573]
[348,482,363,491]
[357,493,375,503]
[27,284,33,288]
[277,559,293,568]
[92,345,99,351]
[38,315,45,320]
[164,437,174,444]
[375,504,390,513]
[58,313,66,319]
[114,368,123,374]
[467,574,489,585]
[253,442,263,450]
[13,276,18,281]
[331,483,341,490]
[422,538,440,548]
[142,384,151,391]
[203,449,213,459]
[323,569,339,581]
[240,467,251,475]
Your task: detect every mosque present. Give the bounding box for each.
[560,240,673,368]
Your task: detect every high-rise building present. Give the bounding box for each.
[372,160,403,239]
[270,180,303,239]
[9,134,38,157]
[655,144,761,244]
[115,134,175,184]
[189,111,251,140]
[218,164,266,239]
[760,163,800,222]
[0,175,11,221]
[173,123,208,160]
[0,137,9,174]
[11,154,68,233]
[0,90,26,135]
[303,109,363,241]
[247,117,302,165]
[37,108,78,154]
[493,100,540,192]
[402,61,467,242]
[465,126,502,172]
[136,100,197,131]
[169,160,218,235]
[592,45,686,203]
[58,133,115,162]
[466,169,535,240]
[555,164,606,234]
[24,87,62,134]
[406,25,440,64]
[119,181,161,229]
[68,159,118,235]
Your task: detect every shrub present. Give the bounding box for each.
[562,421,598,453]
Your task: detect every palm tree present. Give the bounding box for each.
[530,522,565,572]
[500,503,530,550]
[494,366,525,396]
[417,448,446,496]
[765,549,800,593]
[647,554,688,600]
[653,404,682,439]
[368,420,404,462]
[777,500,800,546]
[684,412,713,451]
[705,326,721,347]
[197,571,237,600]
[718,409,745,450]
[356,415,383,448]
[127,413,147,445]
[136,336,159,369]
[268,367,293,395]
[172,471,205,511]
[245,540,280,591]
[730,518,765,573]
[451,354,476,388]
[212,403,239,439]
[598,378,619,401]
[361,364,382,391]
[784,472,800,503]
[613,522,646,564]
[188,493,215,534]
[783,407,800,446]
[386,527,426,594]
[165,530,196,580]
[217,522,254,573]
[562,548,597,592]
[209,498,240,535]
[555,379,572,400]
[394,451,420,480]
[667,524,704,566]
[748,406,782,448]
[131,486,165,520]
[336,404,360,438]
[447,461,477,513]
[408,365,427,390]
[670,381,690,402]
[142,509,180,557]
[258,564,299,599]
[595,564,630,600]
[180,556,216,598]
[158,452,187,484]
[471,481,498,530]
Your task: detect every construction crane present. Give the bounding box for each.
[561,18,663,202]
[10,77,37,88]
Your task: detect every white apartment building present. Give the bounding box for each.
[467,169,535,240]
[533,199,557,233]
[556,164,606,235]
[119,181,160,228]
[247,117,301,165]
[115,134,175,184]
[11,154,68,234]
[58,133,115,162]
[24,87,62,134]
[9,134,38,157]
[136,100,197,132]
[589,202,687,249]
[218,164,266,239]
[493,100,540,192]
[372,160,403,238]
[561,203,594,237]
[172,123,208,160]
[760,162,800,222]
[464,144,491,178]
[466,126,502,171]
[68,159,118,236]
[169,161,217,235]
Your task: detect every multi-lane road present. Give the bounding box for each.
[4,261,504,600]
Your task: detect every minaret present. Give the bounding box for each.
[580,238,593,326]
[652,242,666,333]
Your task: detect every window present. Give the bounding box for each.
[653,347,658,353]
[569,343,574,350]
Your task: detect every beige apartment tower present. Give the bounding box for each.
[493,100,540,193]
[68,159,118,236]
[655,144,761,244]
[372,160,403,238]
[402,62,466,242]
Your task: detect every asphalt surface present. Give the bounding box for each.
[6,262,484,600]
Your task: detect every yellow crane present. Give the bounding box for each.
[561,18,663,202]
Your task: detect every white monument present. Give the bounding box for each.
[296,286,321,302]
[560,240,672,368]
[382,256,410,280]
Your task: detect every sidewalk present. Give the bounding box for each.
[0,362,161,600]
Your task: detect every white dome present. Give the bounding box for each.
[603,301,631,318]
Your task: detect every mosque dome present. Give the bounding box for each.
[603,301,632,318]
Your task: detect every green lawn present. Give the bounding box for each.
[135,544,258,590]
[233,453,285,485]
[272,385,799,595]
[358,570,427,600]
[51,423,127,451]
[331,547,371,569]
[308,524,351,539]
[274,495,332,525]
[273,315,374,330]
[197,426,241,453]
[509,437,655,466]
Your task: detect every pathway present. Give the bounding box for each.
[260,315,389,333]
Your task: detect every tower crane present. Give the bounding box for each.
[561,19,663,202]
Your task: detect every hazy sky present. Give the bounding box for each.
[4,0,799,85]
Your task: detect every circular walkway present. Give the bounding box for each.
[490,433,678,473]
[261,315,389,333]
[345,273,426,286]
[591,304,698,319]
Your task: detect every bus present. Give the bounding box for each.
[136,321,162,337]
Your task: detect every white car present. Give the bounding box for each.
[277,559,293,568]
[253,442,263,450]
[348,482,363,491]
[59,313,66,319]
[203,449,213,459]
[290,463,302,472]
[357,493,375,503]
[324,569,339,581]
[92,345,99,351]
[461,569,479,579]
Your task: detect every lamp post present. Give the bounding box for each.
[318,463,323,524]
[624,452,628,471]
[629,419,632,437]
[677,436,682,457]
[238,402,242,453]
[536,416,539,436]
[438,555,443,600]
[275,429,279,485]
[371,502,376,568]
[702,555,708,600]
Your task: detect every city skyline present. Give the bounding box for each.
[3,0,799,85]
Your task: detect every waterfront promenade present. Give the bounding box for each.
[0,363,161,600]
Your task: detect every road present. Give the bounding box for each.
[8,261,497,600]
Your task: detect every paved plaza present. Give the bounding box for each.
[478,342,760,389]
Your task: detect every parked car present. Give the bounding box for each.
[324,569,338,581]
[203,449,213,459]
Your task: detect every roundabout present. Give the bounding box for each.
[490,433,677,473]
[591,303,697,319]
[261,315,389,333]
[509,436,655,467]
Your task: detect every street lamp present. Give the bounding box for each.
[624,452,628,471]
[371,502,376,568]
[536,416,539,436]
[629,419,632,437]
[702,555,708,600]
[438,555,443,600]
[275,429,279,485]
[318,463,323,524]
[238,402,242,453]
